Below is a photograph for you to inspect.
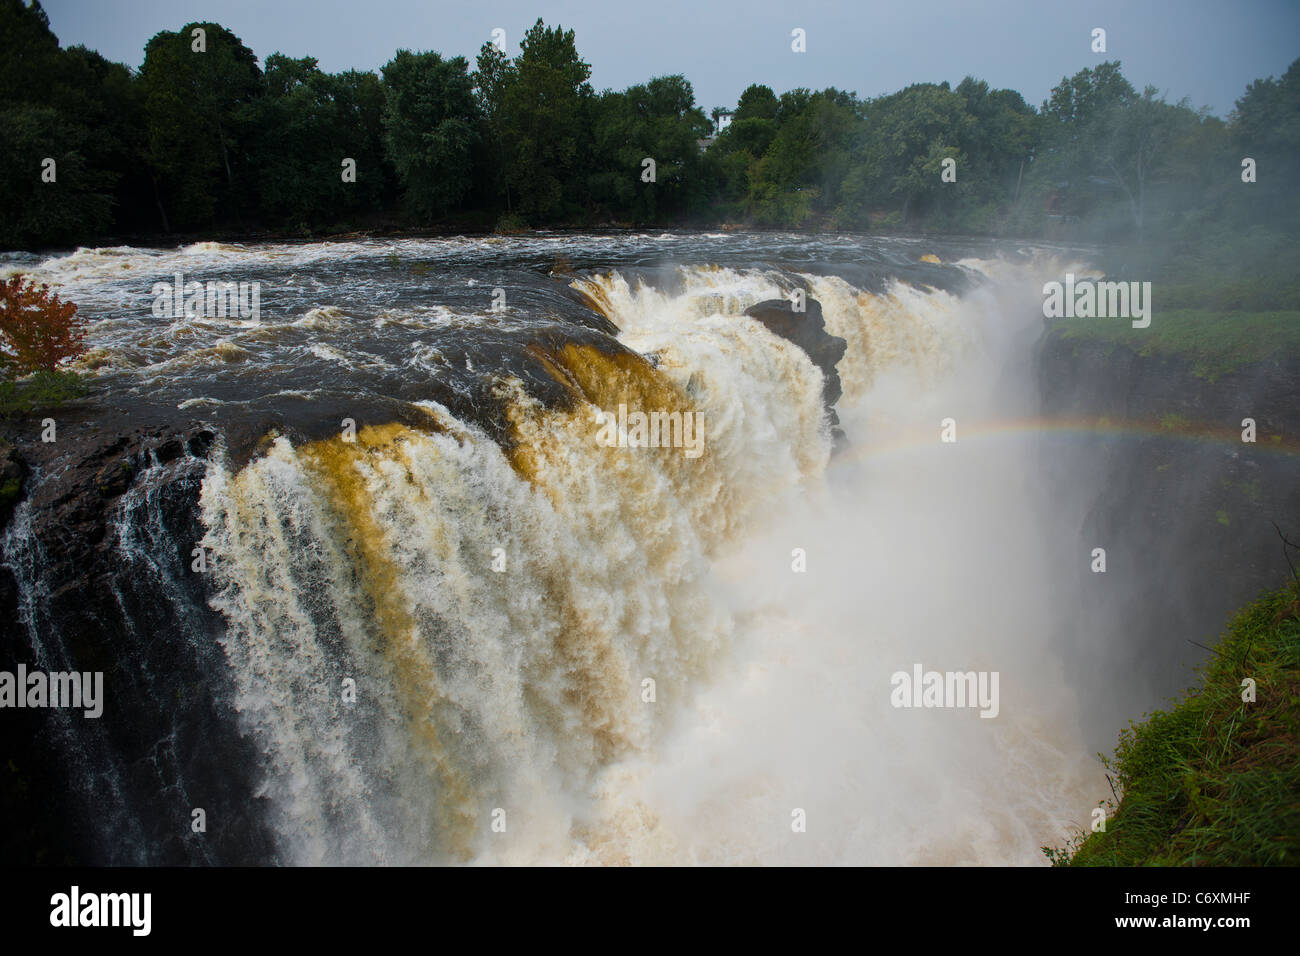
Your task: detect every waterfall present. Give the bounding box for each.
[190,259,1103,863]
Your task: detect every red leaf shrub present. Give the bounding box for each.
[0,275,87,375]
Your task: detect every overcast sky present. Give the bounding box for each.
[36,0,1300,118]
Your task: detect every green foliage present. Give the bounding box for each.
[380,50,478,221]
[587,76,710,223]
[1048,582,1300,866]
[735,84,779,121]
[857,82,974,220]
[712,87,860,227]
[493,212,528,235]
[139,22,263,229]
[245,56,391,227]
[0,0,62,104]
[1050,309,1300,382]
[0,103,116,247]
[2,8,1299,244]
[1229,58,1300,231]
[0,1,139,247]
[707,77,1039,230]
[492,19,594,222]
[0,475,20,512]
[472,41,518,213]
[1042,61,1135,127]
[0,370,86,418]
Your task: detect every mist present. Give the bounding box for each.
[533,257,1116,863]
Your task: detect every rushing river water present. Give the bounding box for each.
[2,232,1110,864]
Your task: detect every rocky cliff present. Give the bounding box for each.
[1036,326,1300,737]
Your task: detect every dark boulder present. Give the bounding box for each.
[744,297,849,444]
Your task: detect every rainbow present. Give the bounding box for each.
[836,415,1300,464]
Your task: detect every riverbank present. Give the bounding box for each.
[1052,579,1300,866]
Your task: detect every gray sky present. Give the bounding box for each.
[37,0,1300,117]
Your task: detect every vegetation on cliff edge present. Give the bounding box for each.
[1048,570,1300,866]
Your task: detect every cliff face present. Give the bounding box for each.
[1036,328,1300,731]
[1038,327,1300,438]
[0,419,276,864]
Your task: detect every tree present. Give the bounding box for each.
[380,50,479,221]
[245,55,390,228]
[0,276,86,375]
[738,88,860,226]
[955,77,1036,204]
[0,0,62,105]
[1232,58,1300,153]
[0,1,139,248]
[472,41,518,212]
[1230,57,1300,226]
[1028,62,1138,229]
[1032,63,1204,236]
[721,83,780,158]
[0,104,118,249]
[1087,88,1201,236]
[1042,61,1135,128]
[588,75,710,223]
[498,19,594,220]
[844,82,973,224]
[330,69,395,213]
[139,22,263,229]
[735,84,779,121]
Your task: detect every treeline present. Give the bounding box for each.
[2,0,1298,249]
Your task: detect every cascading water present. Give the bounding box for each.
[0,236,1109,864]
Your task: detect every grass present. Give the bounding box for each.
[1049,309,1300,382]
[1094,229,1300,314]
[1050,226,1300,382]
[1046,577,1300,866]
[0,370,87,418]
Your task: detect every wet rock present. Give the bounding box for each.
[154,437,184,464]
[0,440,26,528]
[185,428,216,459]
[744,297,849,443]
[0,422,276,865]
[95,459,134,498]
